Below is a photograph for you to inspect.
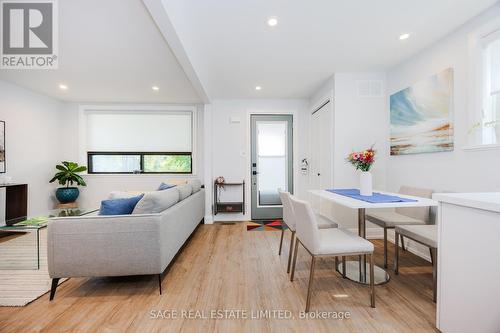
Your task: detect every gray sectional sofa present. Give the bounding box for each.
[47,181,205,300]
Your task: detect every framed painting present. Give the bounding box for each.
[390,68,454,155]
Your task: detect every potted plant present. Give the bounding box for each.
[49,161,87,203]
[347,146,376,196]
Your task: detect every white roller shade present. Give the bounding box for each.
[86,111,192,152]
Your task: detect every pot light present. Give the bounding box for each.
[255,86,262,91]
[399,33,410,40]
[59,84,68,90]
[152,86,159,91]
[267,17,278,27]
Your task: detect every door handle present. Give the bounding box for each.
[317,173,321,176]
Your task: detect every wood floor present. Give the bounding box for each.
[0,223,438,333]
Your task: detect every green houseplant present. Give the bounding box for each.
[49,161,87,203]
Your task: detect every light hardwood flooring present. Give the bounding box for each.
[0,231,66,306]
[0,222,438,333]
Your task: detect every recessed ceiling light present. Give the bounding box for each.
[152,86,159,91]
[59,84,68,90]
[267,17,278,27]
[399,33,410,40]
[255,86,262,91]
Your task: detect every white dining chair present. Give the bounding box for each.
[366,186,433,268]
[289,195,375,312]
[395,224,438,302]
[278,191,338,274]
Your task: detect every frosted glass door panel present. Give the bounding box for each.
[257,121,287,206]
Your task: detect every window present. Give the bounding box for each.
[482,37,500,144]
[84,109,194,174]
[472,29,500,146]
[88,152,192,174]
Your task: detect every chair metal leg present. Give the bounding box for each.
[431,248,437,303]
[49,278,60,301]
[278,228,285,255]
[290,238,300,282]
[287,231,295,273]
[400,234,406,251]
[394,231,400,274]
[429,248,434,266]
[370,254,375,308]
[305,256,317,313]
[342,256,346,278]
[383,228,388,269]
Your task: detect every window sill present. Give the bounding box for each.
[462,144,500,151]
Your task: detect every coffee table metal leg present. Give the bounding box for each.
[37,229,40,270]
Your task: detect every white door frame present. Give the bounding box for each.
[246,111,298,220]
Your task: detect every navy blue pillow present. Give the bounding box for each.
[99,194,144,216]
[158,183,176,191]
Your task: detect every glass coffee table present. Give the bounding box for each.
[0,207,98,270]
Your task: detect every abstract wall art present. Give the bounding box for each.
[390,68,454,155]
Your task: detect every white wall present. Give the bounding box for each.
[333,73,388,190]
[386,3,500,194]
[0,80,64,216]
[208,99,310,222]
[60,103,205,209]
[308,73,388,230]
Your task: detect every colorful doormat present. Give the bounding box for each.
[247,220,286,231]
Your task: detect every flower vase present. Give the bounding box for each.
[359,171,373,196]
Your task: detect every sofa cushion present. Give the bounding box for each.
[99,194,144,215]
[187,179,202,193]
[132,188,180,214]
[158,182,176,191]
[177,184,193,200]
[108,191,143,200]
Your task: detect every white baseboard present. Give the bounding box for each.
[204,214,214,224]
[347,227,431,263]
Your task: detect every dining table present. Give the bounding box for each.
[308,189,438,285]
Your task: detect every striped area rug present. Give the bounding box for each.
[0,229,66,306]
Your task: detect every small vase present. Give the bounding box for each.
[359,171,373,196]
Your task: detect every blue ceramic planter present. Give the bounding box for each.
[56,187,79,203]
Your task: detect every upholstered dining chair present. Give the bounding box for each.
[395,224,438,302]
[278,191,338,274]
[289,195,375,312]
[366,186,433,268]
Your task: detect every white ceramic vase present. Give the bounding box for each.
[359,171,373,196]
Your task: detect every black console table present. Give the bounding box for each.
[214,181,245,215]
[1,184,28,226]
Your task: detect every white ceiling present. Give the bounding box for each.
[160,0,499,99]
[0,0,202,103]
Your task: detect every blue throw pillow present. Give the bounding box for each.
[158,183,176,191]
[99,194,144,216]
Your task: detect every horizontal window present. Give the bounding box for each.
[88,152,192,174]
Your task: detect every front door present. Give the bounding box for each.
[250,115,293,220]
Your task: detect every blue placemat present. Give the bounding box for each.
[327,189,418,203]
